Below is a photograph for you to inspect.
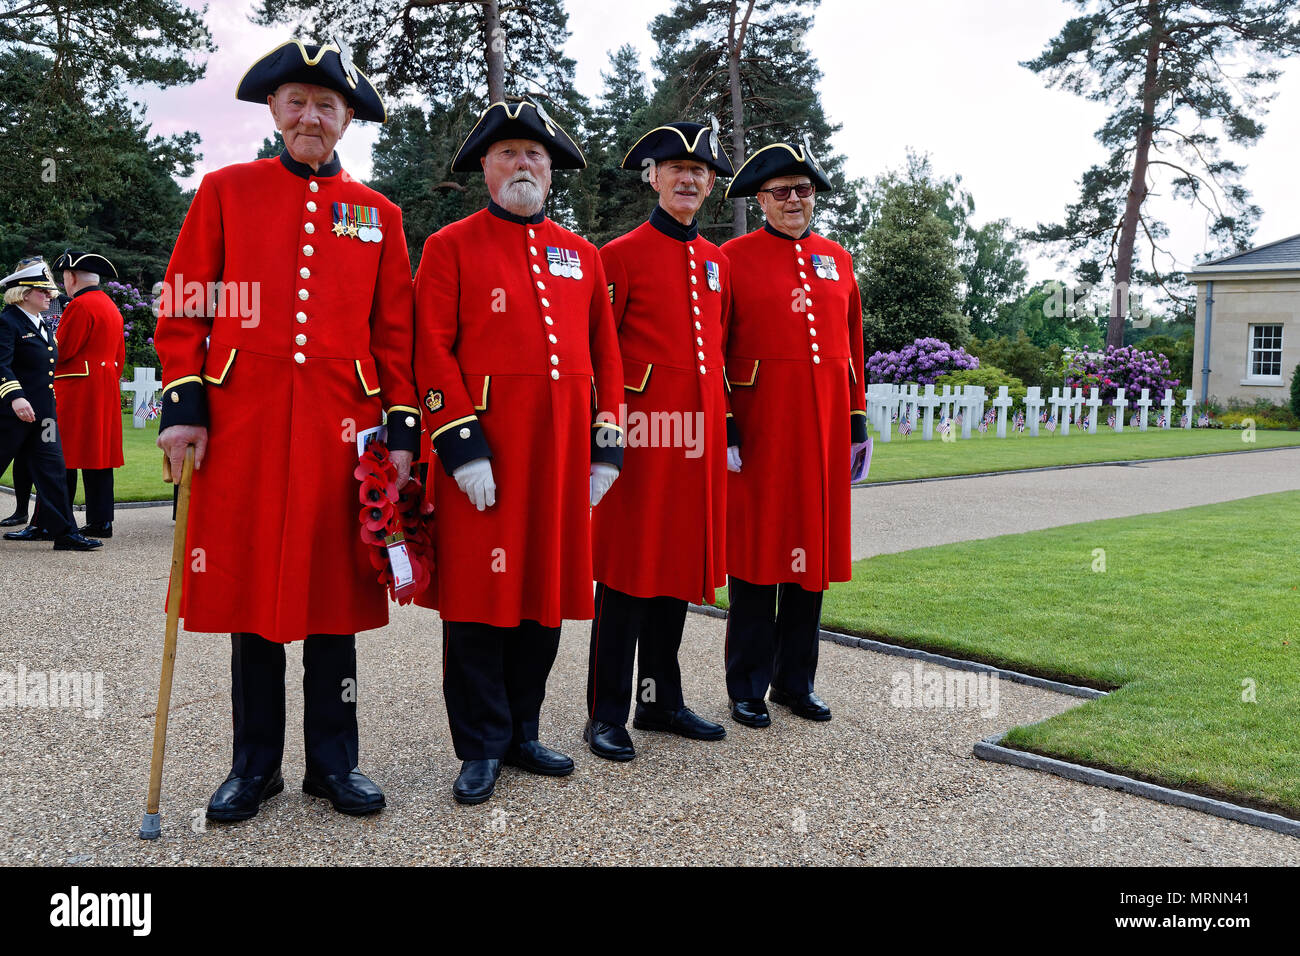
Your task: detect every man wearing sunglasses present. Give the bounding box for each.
[720,141,867,728]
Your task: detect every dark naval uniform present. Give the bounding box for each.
[152,40,416,819]
[1,261,95,550]
[721,142,867,726]
[585,122,735,757]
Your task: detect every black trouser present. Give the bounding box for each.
[442,620,561,760]
[587,583,687,725]
[724,576,824,701]
[8,453,31,515]
[0,416,73,537]
[229,632,359,779]
[33,466,114,529]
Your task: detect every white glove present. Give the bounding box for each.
[589,463,619,507]
[727,445,743,473]
[452,457,496,511]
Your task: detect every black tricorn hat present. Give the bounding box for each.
[236,38,386,123]
[621,121,734,176]
[53,249,118,280]
[451,99,585,173]
[725,139,834,199]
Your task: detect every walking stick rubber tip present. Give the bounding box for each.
[139,812,161,840]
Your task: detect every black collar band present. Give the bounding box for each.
[763,221,812,241]
[72,286,99,299]
[488,200,545,225]
[649,205,699,242]
[279,149,342,180]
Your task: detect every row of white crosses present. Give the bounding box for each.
[865,382,1197,441]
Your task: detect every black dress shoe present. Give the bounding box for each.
[730,698,771,728]
[4,524,54,541]
[302,769,386,815]
[80,521,112,538]
[206,770,285,822]
[583,719,635,761]
[52,531,103,551]
[634,705,727,741]
[452,759,502,805]
[0,512,29,527]
[769,688,833,721]
[504,739,575,776]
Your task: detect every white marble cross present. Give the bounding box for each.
[1182,392,1196,428]
[1024,386,1043,437]
[1160,389,1176,428]
[1112,387,1128,433]
[917,384,940,440]
[992,386,1013,438]
[1085,387,1103,434]
[1134,388,1152,431]
[1048,387,1068,434]
[1070,387,1086,430]
[956,387,975,439]
[121,366,161,429]
[939,384,954,423]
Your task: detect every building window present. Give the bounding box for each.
[1247,324,1283,381]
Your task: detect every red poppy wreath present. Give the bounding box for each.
[355,442,434,603]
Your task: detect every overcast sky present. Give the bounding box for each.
[136,0,1300,286]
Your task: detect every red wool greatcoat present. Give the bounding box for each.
[591,208,731,605]
[413,203,624,628]
[153,152,420,644]
[723,224,867,591]
[53,288,125,469]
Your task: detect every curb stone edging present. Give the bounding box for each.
[851,442,1300,488]
[974,732,1300,838]
[689,604,1299,838]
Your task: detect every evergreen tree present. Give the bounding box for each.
[1024,0,1300,347]
[587,44,657,247]
[647,0,864,248]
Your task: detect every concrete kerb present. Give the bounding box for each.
[851,442,1299,489]
[0,487,170,510]
[688,603,1300,839]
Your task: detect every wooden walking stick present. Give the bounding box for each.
[139,445,195,840]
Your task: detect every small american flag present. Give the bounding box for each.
[955,412,964,428]
[1107,414,1117,430]
[1157,413,1167,428]
[1079,414,1090,430]
[1046,416,1057,433]
[977,416,988,434]
[1014,410,1025,432]
[1180,413,1190,428]
[939,418,952,436]
[898,416,913,437]
[1198,412,1211,427]
[1039,410,1048,424]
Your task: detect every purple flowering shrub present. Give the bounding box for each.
[1066,346,1178,404]
[101,280,159,372]
[865,337,979,385]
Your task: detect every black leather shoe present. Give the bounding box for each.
[769,688,832,721]
[504,739,574,776]
[80,521,112,538]
[730,698,771,728]
[583,719,635,761]
[4,524,54,541]
[452,759,502,805]
[634,705,727,741]
[302,769,386,815]
[52,531,102,551]
[205,770,285,822]
[0,512,29,527]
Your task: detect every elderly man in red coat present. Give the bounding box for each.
[50,250,124,539]
[413,100,624,805]
[583,122,735,762]
[154,39,420,822]
[721,141,867,728]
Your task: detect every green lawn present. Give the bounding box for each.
[2,414,167,505]
[809,492,1300,816]
[860,426,1300,484]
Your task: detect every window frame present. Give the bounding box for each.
[1242,322,1285,385]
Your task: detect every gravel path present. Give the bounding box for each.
[852,446,1300,559]
[2,486,1298,864]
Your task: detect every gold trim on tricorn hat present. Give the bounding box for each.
[621,118,734,176]
[451,99,586,172]
[725,137,833,199]
[237,37,386,123]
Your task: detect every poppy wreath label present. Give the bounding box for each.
[355,442,435,604]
